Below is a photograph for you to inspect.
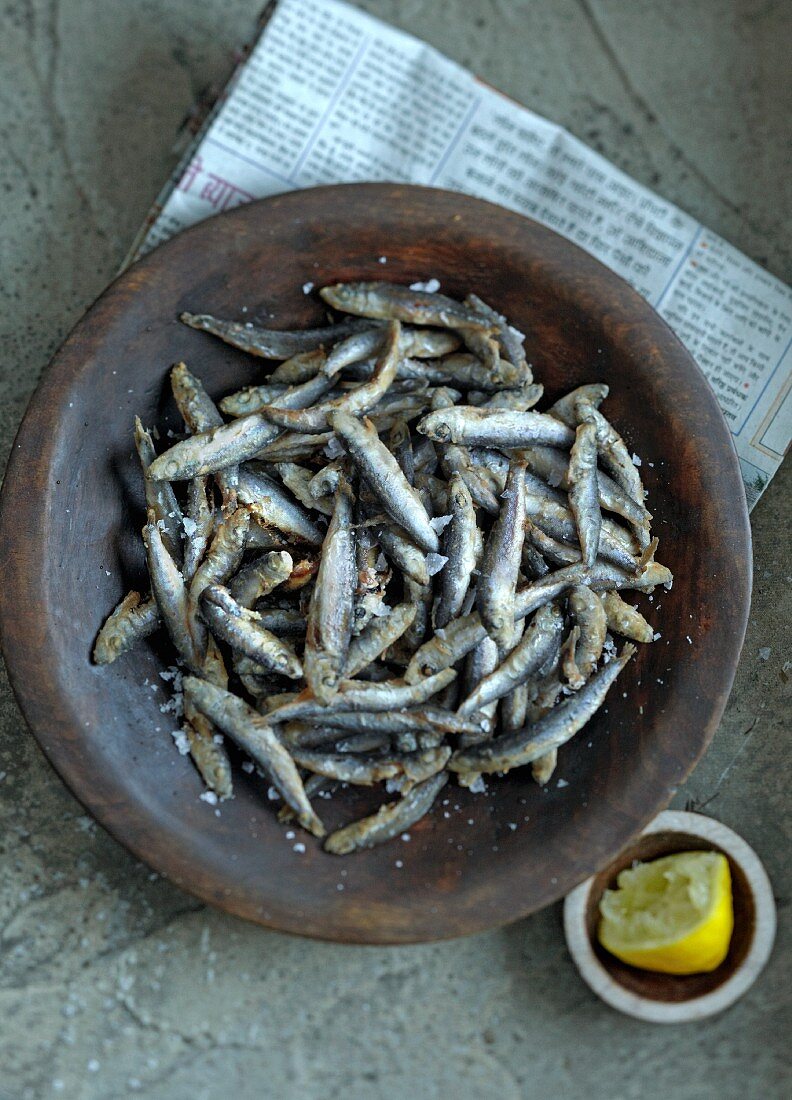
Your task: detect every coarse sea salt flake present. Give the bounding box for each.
[758,646,771,660]
[557,778,569,788]
[293,842,306,853]
[632,453,642,467]
[324,435,345,459]
[410,278,440,293]
[182,516,197,537]
[200,791,218,805]
[302,281,314,294]
[426,553,448,577]
[429,514,452,534]
[171,728,190,755]
[241,761,254,773]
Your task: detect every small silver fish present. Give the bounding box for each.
[290,746,450,787]
[567,419,601,569]
[134,418,183,563]
[465,293,530,377]
[180,311,367,359]
[147,373,334,480]
[236,465,325,544]
[93,591,160,665]
[600,590,655,643]
[476,456,526,652]
[183,676,324,836]
[304,473,357,703]
[270,349,328,384]
[547,383,609,426]
[449,644,636,775]
[576,400,645,508]
[263,667,457,724]
[219,382,291,418]
[182,699,233,800]
[230,551,293,609]
[458,603,565,716]
[276,463,334,515]
[417,407,575,449]
[319,282,494,332]
[330,410,439,553]
[324,771,448,855]
[258,321,401,434]
[434,473,478,629]
[345,602,417,678]
[182,477,215,585]
[568,586,608,684]
[142,513,203,671]
[283,705,479,738]
[200,584,303,679]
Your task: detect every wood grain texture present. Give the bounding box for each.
[0,184,751,944]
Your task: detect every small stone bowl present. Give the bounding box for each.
[563,810,776,1023]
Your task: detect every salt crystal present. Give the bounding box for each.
[293,842,306,853]
[429,514,452,534]
[182,516,197,537]
[302,281,314,294]
[758,646,771,660]
[200,791,218,805]
[508,823,517,831]
[467,775,487,794]
[410,278,441,293]
[395,860,403,868]
[213,734,224,745]
[653,632,662,641]
[631,453,642,467]
[401,833,411,842]
[378,256,388,264]
[241,761,254,774]
[686,635,693,645]
[267,786,280,801]
[324,435,345,459]
[285,830,295,840]
[385,777,404,794]
[171,729,190,756]
[426,553,448,577]
[557,779,569,788]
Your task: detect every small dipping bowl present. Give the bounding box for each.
[563,810,776,1023]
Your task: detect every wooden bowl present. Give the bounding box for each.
[0,184,751,943]
[563,811,776,1021]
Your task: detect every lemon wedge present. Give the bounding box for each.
[597,851,734,974]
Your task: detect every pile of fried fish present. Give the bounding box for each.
[93,281,671,854]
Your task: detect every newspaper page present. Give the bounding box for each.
[131,0,791,509]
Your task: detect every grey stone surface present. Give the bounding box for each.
[0,1,789,1097]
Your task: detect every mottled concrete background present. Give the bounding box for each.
[0,2,789,1097]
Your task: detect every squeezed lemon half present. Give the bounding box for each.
[597,851,734,975]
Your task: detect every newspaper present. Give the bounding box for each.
[129,0,791,509]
